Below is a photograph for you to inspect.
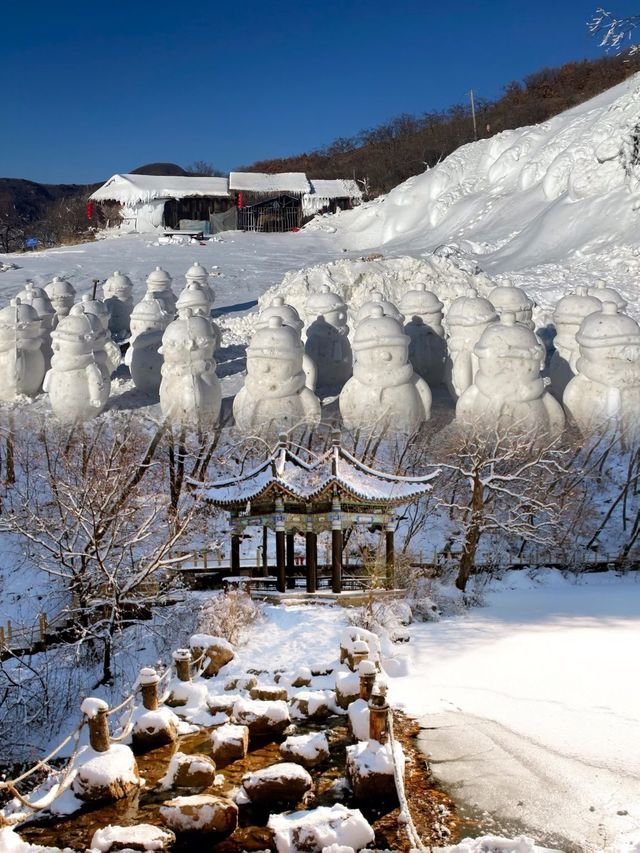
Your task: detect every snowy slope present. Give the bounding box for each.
[315,74,640,316]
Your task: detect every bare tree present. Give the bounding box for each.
[588,8,640,53]
[186,161,225,177]
[2,419,200,685]
[432,426,576,591]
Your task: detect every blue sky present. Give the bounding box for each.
[0,0,628,183]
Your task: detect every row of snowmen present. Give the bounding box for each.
[0,262,222,425]
[234,279,640,444]
[1,262,638,444]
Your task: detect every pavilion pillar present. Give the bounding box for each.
[286,533,295,589]
[385,518,395,590]
[262,525,268,576]
[275,498,286,593]
[306,511,317,593]
[231,532,241,574]
[331,495,342,594]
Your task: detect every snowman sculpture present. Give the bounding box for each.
[399,283,447,386]
[125,293,172,394]
[16,281,56,372]
[489,281,534,329]
[45,276,76,325]
[43,303,111,422]
[233,316,321,433]
[563,302,640,445]
[339,306,431,433]
[587,281,627,311]
[305,286,352,393]
[256,296,317,391]
[79,294,122,376]
[145,266,177,317]
[456,312,565,439]
[354,290,404,327]
[159,309,221,427]
[549,287,601,401]
[444,288,497,400]
[103,271,134,341]
[176,283,221,350]
[185,261,215,305]
[0,298,46,400]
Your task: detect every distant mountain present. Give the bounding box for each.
[0,178,96,224]
[130,162,189,176]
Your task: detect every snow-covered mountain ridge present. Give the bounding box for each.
[316,74,640,313]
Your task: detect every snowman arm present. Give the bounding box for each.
[415,376,432,417]
[86,364,105,407]
[43,367,52,393]
[303,354,317,391]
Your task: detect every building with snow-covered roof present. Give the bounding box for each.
[303,179,363,218]
[229,172,311,232]
[90,173,234,233]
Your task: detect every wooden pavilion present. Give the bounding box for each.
[195,434,436,594]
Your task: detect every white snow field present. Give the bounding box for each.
[1,72,640,853]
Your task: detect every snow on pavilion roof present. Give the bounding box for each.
[228,172,311,195]
[195,442,437,508]
[90,174,230,204]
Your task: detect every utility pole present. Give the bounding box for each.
[469,89,478,140]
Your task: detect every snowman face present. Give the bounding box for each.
[248,353,299,387]
[490,354,540,381]
[325,307,347,327]
[53,337,92,357]
[357,342,407,369]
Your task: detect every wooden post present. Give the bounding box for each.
[262,524,268,576]
[231,533,241,574]
[306,526,317,594]
[368,682,389,743]
[0,626,5,647]
[203,550,208,570]
[83,699,111,753]
[173,648,192,682]
[139,668,160,710]
[7,620,12,644]
[331,495,342,594]
[359,660,376,701]
[38,613,47,643]
[275,498,286,593]
[286,532,295,589]
[385,521,395,590]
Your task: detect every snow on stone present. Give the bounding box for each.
[347,698,369,742]
[90,823,174,852]
[290,690,331,718]
[189,633,233,653]
[346,738,404,777]
[73,743,139,787]
[232,697,290,725]
[438,836,557,853]
[211,722,247,749]
[280,731,329,763]
[268,803,375,853]
[0,827,75,852]
[157,751,215,790]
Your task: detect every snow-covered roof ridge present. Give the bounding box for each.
[229,172,310,195]
[307,179,362,199]
[90,173,230,204]
[195,439,436,507]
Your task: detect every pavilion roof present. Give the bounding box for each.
[194,440,437,509]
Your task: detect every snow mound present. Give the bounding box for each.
[441,836,554,853]
[90,823,174,851]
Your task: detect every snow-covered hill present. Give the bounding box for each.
[314,74,640,316]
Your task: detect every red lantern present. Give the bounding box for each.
[86,200,94,220]
[237,192,244,210]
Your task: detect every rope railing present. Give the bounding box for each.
[387,709,430,853]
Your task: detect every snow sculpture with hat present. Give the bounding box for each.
[256,296,317,391]
[185,261,215,304]
[549,286,601,401]
[16,281,56,372]
[176,282,221,350]
[339,306,431,432]
[43,303,111,422]
[103,271,134,341]
[354,290,404,327]
[563,302,640,445]
[233,316,321,433]
[305,285,352,393]
[125,293,172,394]
[45,276,76,325]
[444,288,497,400]
[145,266,177,317]
[159,309,221,427]
[488,280,534,330]
[0,298,46,400]
[456,312,565,439]
[399,283,447,386]
[79,294,122,376]
[587,281,627,311]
